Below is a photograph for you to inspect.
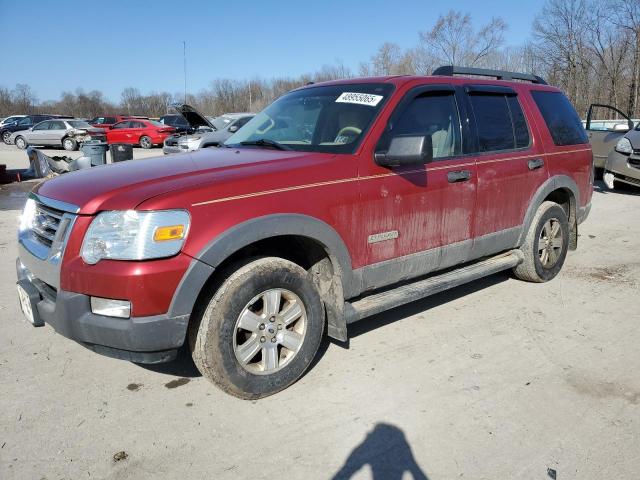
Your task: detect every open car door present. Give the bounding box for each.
[586,104,634,170]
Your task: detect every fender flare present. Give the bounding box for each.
[518,175,580,245]
[168,214,357,342]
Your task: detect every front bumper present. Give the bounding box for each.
[605,150,640,188]
[16,259,189,363]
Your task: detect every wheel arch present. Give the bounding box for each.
[170,214,357,342]
[519,175,580,250]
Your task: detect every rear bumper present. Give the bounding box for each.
[16,259,189,363]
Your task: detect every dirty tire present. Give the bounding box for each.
[513,201,569,283]
[139,136,152,149]
[62,137,77,151]
[14,136,27,150]
[2,131,11,144]
[189,257,325,399]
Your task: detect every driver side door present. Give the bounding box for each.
[27,120,51,144]
[357,84,478,291]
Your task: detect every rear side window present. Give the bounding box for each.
[531,91,588,146]
[469,94,530,152]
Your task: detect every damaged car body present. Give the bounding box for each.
[10,119,106,151]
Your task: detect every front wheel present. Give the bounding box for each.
[139,136,152,149]
[513,201,569,283]
[2,131,11,145]
[189,257,325,399]
[14,136,28,150]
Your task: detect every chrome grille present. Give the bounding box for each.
[32,203,64,248]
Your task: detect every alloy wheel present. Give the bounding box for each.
[233,288,307,375]
[538,218,563,268]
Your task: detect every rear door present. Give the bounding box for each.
[46,120,68,145]
[585,104,633,169]
[467,85,547,257]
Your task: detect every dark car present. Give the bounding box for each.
[158,114,193,134]
[2,115,71,145]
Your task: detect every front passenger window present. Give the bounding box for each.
[390,93,462,159]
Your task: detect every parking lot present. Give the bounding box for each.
[0,139,638,479]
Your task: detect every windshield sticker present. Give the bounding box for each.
[335,92,384,107]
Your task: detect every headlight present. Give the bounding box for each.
[19,198,36,232]
[615,137,633,155]
[81,210,190,264]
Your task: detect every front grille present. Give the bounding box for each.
[622,175,640,186]
[32,203,64,248]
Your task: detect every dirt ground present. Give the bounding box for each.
[1,141,639,479]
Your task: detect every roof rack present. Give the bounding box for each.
[432,65,547,85]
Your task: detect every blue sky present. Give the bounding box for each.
[1,0,543,102]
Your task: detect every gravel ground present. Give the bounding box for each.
[0,145,639,479]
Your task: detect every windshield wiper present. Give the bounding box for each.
[239,139,291,151]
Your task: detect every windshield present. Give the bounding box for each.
[225,83,394,154]
[68,121,92,128]
[212,116,233,130]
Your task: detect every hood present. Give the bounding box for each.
[35,147,321,214]
[171,103,214,129]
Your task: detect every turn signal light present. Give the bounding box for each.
[153,225,185,242]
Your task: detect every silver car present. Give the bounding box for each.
[10,119,105,151]
[603,128,640,190]
[163,107,254,154]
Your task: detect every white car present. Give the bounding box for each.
[10,119,105,151]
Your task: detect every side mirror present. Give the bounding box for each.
[611,123,630,132]
[374,135,433,167]
[228,125,239,133]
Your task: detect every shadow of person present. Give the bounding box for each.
[332,423,429,480]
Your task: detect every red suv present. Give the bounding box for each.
[16,66,593,398]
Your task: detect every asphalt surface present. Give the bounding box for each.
[1,141,639,479]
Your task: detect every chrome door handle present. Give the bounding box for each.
[447,170,472,183]
[528,158,544,170]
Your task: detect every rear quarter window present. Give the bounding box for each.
[531,91,588,146]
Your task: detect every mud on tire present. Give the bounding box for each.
[189,257,325,399]
[513,201,569,283]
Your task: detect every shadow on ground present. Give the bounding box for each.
[332,423,429,480]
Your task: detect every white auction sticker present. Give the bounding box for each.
[335,92,384,107]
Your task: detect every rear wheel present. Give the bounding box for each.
[14,136,28,150]
[513,201,569,283]
[2,131,11,144]
[189,257,325,399]
[139,136,152,149]
[62,137,77,151]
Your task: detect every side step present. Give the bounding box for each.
[344,249,524,324]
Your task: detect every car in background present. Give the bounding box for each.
[158,114,193,133]
[602,126,640,191]
[88,115,148,130]
[163,109,254,154]
[585,103,635,175]
[1,115,72,145]
[10,119,105,151]
[105,119,175,148]
[0,114,27,129]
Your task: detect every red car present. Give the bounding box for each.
[17,66,592,398]
[105,119,175,149]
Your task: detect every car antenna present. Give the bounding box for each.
[183,40,188,144]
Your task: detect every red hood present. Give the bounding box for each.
[36,148,317,214]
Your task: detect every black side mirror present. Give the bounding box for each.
[375,135,433,167]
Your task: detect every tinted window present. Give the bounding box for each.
[33,121,50,130]
[18,118,32,125]
[105,117,117,124]
[387,92,462,159]
[236,116,253,128]
[531,91,588,146]
[112,122,130,129]
[508,96,530,148]
[469,94,514,151]
[49,121,66,129]
[68,121,92,128]
[131,121,146,128]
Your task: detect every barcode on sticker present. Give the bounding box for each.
[336,92,383,107]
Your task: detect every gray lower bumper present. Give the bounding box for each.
[16,259,189,364]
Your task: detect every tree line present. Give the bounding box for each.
[2,0,639,121]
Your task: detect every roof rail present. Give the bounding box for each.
[432,65,547,85]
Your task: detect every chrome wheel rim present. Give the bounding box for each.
[233,288,307,375]
[539,218,563,268]
[16,138,24,148]
[63,139,73,150]
[2,132,9,143]
[141,137,150,148]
